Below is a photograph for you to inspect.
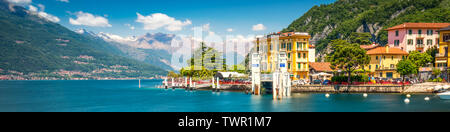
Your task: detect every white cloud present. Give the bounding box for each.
[69,11,112,27]
[7,0,32,5]
[125,24,135,30]
[28,5,37,12]
[57,0,69,3]
[38,11,60,22]
[202,23,210,31]
[28,4,60,23]
[252,24,266,31]
[37,4,44,11]
[227,28,233,32]
[136,13,191,31]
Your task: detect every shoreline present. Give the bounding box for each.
[2,80,447,94]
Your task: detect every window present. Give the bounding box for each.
[418,29,422,35]
[444,33,450,42]
[395,30,399,36]
[376,56,379,60]
[394,40,400,46]
[408,29,413,35]
[427,39,433,45]
[407,39,413,45]
[383,56,386,60]
[380,73,383,77]
[288,63,291,69]
[297,63,301,69]
[288,53,291,58]
[376,65,378,69]
[427,30,433,35]
[297,53,301,58]
[303,53,306,58]
[417,39,424,45]
[288,43,292,50]
[392,56,394,60]
[369,65,371,70]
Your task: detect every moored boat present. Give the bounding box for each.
[437,91,450,100]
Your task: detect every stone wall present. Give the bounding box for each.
[292,85,407,93]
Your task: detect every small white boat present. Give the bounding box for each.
[437,91,450,100]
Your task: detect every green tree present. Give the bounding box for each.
[432,68,442,79]
[167,71,180,78]
[408,51,433,80]
[328,39,370,84]
[426,46,439,66]
[349,32,372,45]
[396,59,418,83]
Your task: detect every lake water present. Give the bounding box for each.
[0,80,449,112]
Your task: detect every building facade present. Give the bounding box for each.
[436,26,450,68]
[387,23,450,53]
[256,32,312,81]
[364,46,408,79]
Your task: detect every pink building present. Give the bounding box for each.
[387,23,450,53]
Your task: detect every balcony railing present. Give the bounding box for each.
[436,53,447,58]
[297,48,308,51]
[376,66,396,71]
[416,44,424,48]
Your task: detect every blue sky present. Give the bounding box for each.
[21,0,335,37]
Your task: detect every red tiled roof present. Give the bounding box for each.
[280,32,295,37]
[366,46,408,55]
[309,62,333,72]
[386,23,450,31]
[360,44,380,50]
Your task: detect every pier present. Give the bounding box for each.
[156,77,251,92]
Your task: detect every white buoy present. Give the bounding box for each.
[424,97,430,101]
[363,93,368,98]
[406,94,411,98]
[325,94,330,98]
[404,98,410,104]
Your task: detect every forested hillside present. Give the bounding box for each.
[0,0,166,79]
[283,0,450,60]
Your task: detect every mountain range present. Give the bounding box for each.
[76,30,176,70]
[0,0,167,80]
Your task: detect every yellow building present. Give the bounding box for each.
[364,46,409,79]
[436,26,450,68]
[256,32,312,80]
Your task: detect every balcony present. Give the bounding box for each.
[297,48,308,51]
[416,44,424,51]
[296,58,308,63]
[376,66,396,71]
[295,68,309,72]
[436,53,448,58]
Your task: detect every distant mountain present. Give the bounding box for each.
[283,0,450,61]
[77,30,176,70]
[0,0,166,79]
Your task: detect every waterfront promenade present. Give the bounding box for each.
[292,82,449,93]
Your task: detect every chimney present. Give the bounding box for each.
[385,45,390,53]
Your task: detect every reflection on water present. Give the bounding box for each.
[0,80,449,112]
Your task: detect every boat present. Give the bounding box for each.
[437,91,450,100]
